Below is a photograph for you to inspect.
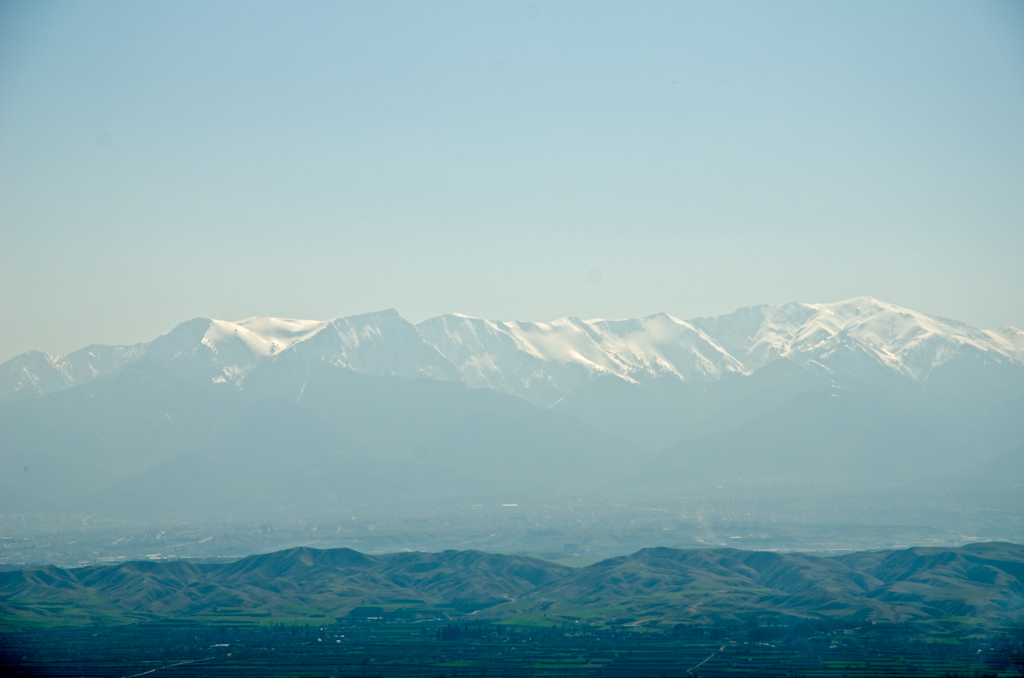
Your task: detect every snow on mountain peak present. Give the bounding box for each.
[415,312,745,405]
[203,317,328,359]
[984,326,1024,360]
[1,299,1020,403]
[691,297,1024,378]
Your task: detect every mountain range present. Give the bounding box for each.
[4,542,1024,629]
[1,297,1022,519]
[5,297,1023,406]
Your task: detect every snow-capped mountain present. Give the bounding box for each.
[0,316,326,400]
[2,297,1022,404]
[415,313,745,404]
[3,297,1022,519]
[691,297,1024,379]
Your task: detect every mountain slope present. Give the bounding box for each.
[0,356,643,517]
[0,547,572,621]
[4,544,1023,627]
[1,297,1019,517]
[690,297,1024,378]
[0,310,451,401]
[4,298,1019,404]
[640,388,973,494]
[503,543,1024,626]
[415,313,743,406]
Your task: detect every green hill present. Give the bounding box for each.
[4,543,1023,630]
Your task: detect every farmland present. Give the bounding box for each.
[3,617,1023,677]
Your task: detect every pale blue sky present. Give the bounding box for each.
[1,0,1022,361]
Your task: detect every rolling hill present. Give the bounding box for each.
[3,543,1023,630]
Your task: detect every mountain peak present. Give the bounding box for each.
[1,300,1020,403]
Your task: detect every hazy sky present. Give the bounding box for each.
[1,0,1022,362]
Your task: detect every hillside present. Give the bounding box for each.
[4,544,1023,630]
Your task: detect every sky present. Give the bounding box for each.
[1,0,1022,362]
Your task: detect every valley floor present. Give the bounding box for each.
[3,619,1023,677]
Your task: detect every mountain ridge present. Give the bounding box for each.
[4,543,1024,628]
[4,297,1021,405]
[3,297,1021,520]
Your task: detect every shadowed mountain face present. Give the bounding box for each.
[3,544,1023,629]
[0,359,643,517]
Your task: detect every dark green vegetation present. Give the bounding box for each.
[6,544,1024,675]
[4,618,1024,677]
[4,543,1024,630]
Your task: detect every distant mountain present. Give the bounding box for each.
[4,543,1023,628]
[691,298,1024,379]
[0,311,455,401]
[416,313,745,405]
[0,359,641,516]
[4,298,1021,405]
[1,297,1021,519]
